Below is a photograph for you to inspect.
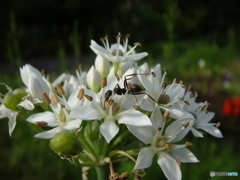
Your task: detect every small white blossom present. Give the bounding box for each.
[70,74,152,143]
[128,106,198,180]
[20,64,50,101]
[174,91,223,138]
[90,33,148,63]
[138,68,185,112]
[27,92,82,139]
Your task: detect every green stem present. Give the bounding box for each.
[108,128,130,151]
[101,141,109,158]
[95,166,107,180]
[113,62,120,74]
[79,130,97,157]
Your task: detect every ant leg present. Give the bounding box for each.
[134,92,157,103]
[123,72,156,89]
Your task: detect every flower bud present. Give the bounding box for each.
[20,64,50,101]
[3,92,20,111]
[49,130,83,156]
[13,88,28,100]
[86,65,101,92]
[94,55,110,78]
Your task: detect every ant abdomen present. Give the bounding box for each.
[130,84,143,93]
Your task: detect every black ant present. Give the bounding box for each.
[103,73,156,109]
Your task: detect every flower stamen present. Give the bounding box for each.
[77,88,84,100]
[42,92,51,104]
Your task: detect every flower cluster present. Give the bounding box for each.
[0,33,223,180]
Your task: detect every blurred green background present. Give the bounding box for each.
[1,0,240,179]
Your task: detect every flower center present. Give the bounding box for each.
[155,136,171,151]
[112,49,124,56]
[105,101,120,116]
[158,94,170,104]
[156,136,167,148]
[59,110,67,123]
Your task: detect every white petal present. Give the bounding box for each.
[70,106,104,120]
[157,152,182,180]
[63,119,82,130]
[27,111,58,127]
[166,118,194,143]
[134,147,155,170]
[0,105,9,118]
[67,87,81,109]
[198,112,215,123]
[90,40,110,59]
[137,70,154,97]
[191,128,203,137]
[8,111,18,136]
[117,109,152,126]
[100,120,119,143]
[125,52,148,61]
[139,98,155,112]
[196,124,223,138]
[18,99,35,110]
[34,127,62,139]
[170,146,199,163]
[127,125,153,144]
[150,106,164,130]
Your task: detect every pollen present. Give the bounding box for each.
[42,92,51,104]
[101,77,107,88]
[176,159,181,166]
[183,122,190,128]
[84,94,93,101]
[134,42,141,46]
[51,94,60,104]
[163,110,170,121]
[115,74,120,81]
[77,88,84,100]
[35,121,48,127]
[185,141,193,146]
[56,83,65,96]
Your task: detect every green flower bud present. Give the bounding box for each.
[3,92,20,111]
[49,130,83,157]
[13,88,28,100]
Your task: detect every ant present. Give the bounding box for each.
[103,73,156,109]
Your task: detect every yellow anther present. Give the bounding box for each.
[164,110,170,122]
[42,92,51,104]
[185,141,193,146]
[35,121,48,127]
[56,83,65,96]
[51,94,60,104]
[101,77,107,88]
[77,88,84,100]
[84,95,93,101]
[176,159,181,166]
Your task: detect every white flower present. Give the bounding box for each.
[20,64,50,101]
[137,67,185,112]
[128,106,198,180]
[70,74,152,143]
[27,91,82,139]
[177,91,223,138]
[90,33,148,63]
